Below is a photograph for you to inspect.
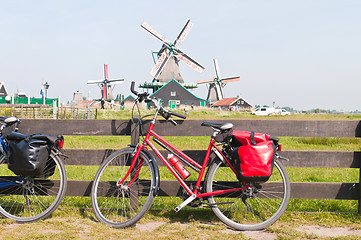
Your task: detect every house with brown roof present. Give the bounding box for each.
[213,97,252,111]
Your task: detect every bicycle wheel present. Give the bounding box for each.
[91,147,156,228]
[205,158,290,231]
[0,151,67,223]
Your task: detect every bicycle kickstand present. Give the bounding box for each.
[174,194,196,213]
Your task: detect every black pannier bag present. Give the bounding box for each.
[231,131,279,182]
[7,132,58,177]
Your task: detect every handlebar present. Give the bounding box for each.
[130,81,149,103]
[130,81,187,120]
[131,81,138,95]
[169,111,187,119]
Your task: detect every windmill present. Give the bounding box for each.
[87,64,124,100]
[140,19,204,92]
[197,59,240,104]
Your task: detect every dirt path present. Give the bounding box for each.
[136,222,361,239]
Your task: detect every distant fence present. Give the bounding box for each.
[0,104,97,119]
[17,119,361,213]
[0,97,59,106]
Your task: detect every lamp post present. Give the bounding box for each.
[44,82,50,98]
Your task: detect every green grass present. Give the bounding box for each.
[52,107,361,120]
[64,135,361,151]
[61,134,361,216]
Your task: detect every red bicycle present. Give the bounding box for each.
[91,82,290,231]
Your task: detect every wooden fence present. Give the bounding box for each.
[0,104,98,119]
[17,119,361,212]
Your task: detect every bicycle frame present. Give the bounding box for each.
[0,136,22,189]
[123,121,249,210]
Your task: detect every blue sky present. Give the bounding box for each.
[1,1,360,111]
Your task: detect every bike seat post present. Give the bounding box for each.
[211,128,220,139]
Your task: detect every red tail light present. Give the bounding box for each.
[57,140,64,148]
[278,144,282,151]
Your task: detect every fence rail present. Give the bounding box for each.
[17,119,361,212]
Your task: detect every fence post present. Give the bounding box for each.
[20,105,24,118]
[53,100,57,119]
[87,102,90,120]
[130,117,140,208]
[72,103,75,119]
[359,169,361,214]
[130,117,140,146]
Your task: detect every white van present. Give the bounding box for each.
[251,107,276,116]
[251,107,290,116]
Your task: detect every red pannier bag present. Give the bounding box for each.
[231,131,278,182]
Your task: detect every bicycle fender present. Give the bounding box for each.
[141,148,160,196]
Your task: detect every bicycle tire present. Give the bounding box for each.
[91,147,156,228]
[205,158,290,231]
[0,151,67,223]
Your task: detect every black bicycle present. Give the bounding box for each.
[0,116,67,223]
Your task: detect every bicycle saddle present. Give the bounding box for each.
[0,116,20,126]
[201,122,233,130]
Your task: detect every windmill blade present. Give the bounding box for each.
[197,78,215,84]
[213,59,221,79]
[150,51,171,79]
[215,82,224,100]
[222,76,240,83]
[174,49,204,73]
[87,80,104,85]
[108,79,125,84]
[104,64,109,80]
[141,22,169,45]
[173,19,193,48]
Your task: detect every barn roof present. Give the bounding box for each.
[150,79,208,102]
[213,98,238,106]
[76,100,95,108]
[123,95,135,102]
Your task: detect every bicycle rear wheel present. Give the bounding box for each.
[91,147,156,228]
[0,152,67,223]
[205,158,290,231]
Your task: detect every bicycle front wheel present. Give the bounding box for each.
[205,158,290,231]
[91,147,156,228]
[0,152,67,223]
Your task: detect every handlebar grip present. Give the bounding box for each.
[171,111,187,119]
[130,81,138,95]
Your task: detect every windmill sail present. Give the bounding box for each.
[87,64,124,100]
[141,22,169,44]
[150,51,171,79]
[197,59,240,103]
[173,19,193,48]
[141,19,204,83]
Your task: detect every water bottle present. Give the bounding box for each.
[167,154,190,179]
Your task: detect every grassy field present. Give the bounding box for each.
[95,107,361,120]
[63,134,361,208]
[2,110,361,239]
[56,117,361,238]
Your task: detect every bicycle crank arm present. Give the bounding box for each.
[174,194,196,212]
